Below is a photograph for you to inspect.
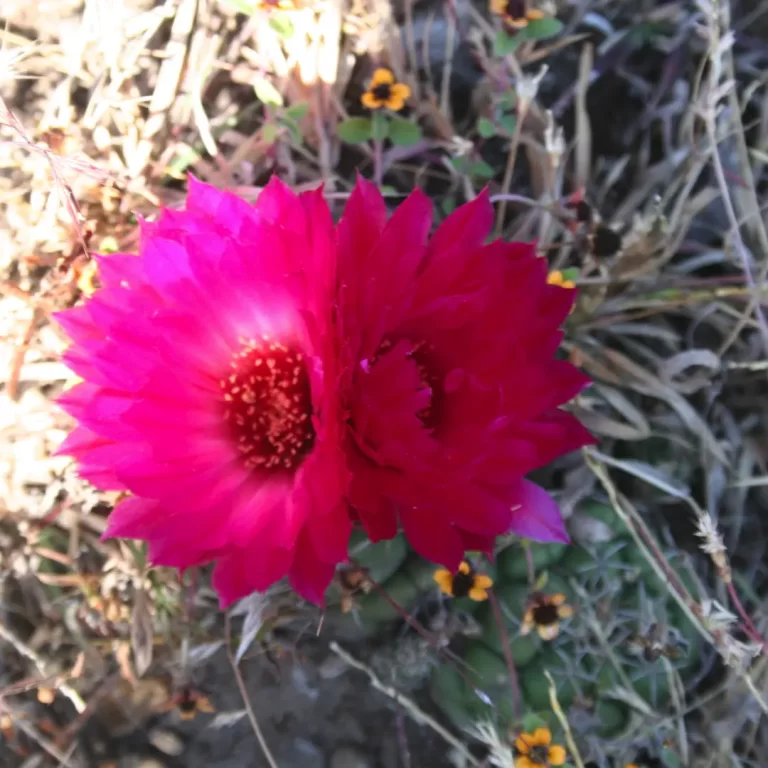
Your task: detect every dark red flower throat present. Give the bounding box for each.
[220,336,315,473]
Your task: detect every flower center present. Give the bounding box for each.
[220,337,315,473]
[532,603,559,626]
[372,83,392,102]
[529,745,550,766]
[451,570,474,598]
[504,0,526,18]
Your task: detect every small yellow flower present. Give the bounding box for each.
[361,69,411,112]
[259,0,297,10]
[77,260,100,297]
[489,0,545,29]
[513,727,567,767]
[520,592,574,641]
[625,764,640,768]
[433,561,493,601]
[546,270,575,290]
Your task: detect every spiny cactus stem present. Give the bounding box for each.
[489,589,522,722]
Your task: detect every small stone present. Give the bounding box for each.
[330,745,372,768]
[148,728,184,756]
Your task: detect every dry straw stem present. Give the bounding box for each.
[543,669,583,768]
[329,641,480,767]
[697,0,768,359]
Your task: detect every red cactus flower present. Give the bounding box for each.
[338,179,594,569]
[56,175,593,608]
[56,177,350,606]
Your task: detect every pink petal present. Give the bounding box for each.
[213,546,293,608]
[400,507,464,570]
[508,480,570,544]
[288,528,337,605]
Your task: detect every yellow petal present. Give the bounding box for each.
[371,68,395,86]
[531,727,552,746]
[514,757,534,768]
[557,604,574,619]
[361,92,383,109]
[527,9,545,20]
[513,734,533,754]
[197,696,215,713]
[537,622,560,641]
[548,744,567,765]
[550,592,567,606]
[507,17,528,28]
[433,569,454,595]
[547,270,564,286]
[468,587,489,602]
[489,0,506,14]
[519,610,534,635]
[390,82,411,101]
[474,575,494,589]
[458,561,471,575]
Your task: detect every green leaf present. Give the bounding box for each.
[268,13,295,38]
[254,77,283,107]
[220,0,259,14]
[262,122,279,144]
[277,117,301,143]
[284,101,309,121]
[371,111,389,141]
[440,197,456,216]
[521,713,548,733]
[494,29,521,56]
[388,117,422,146]
[470,160,495,179]
[561,267,580,281]
[476,117,496,138]
[379,185,398,196]
[661,748,682,768]
[522,17,564,40]
[498,113,517,135]
[498,90,518,110]
[337,117,373,144]
[449,155,469,174]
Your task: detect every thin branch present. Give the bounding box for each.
[329,641,480,767]
[488,590,522,723]
[225,615,279,768]
[0,621,86,713]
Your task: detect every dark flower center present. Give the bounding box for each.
[451,570,475,598]
[220,337,315,473]
[529,745,550,766]
[372,83,392,102]
[532,603,559,626]
[504,0,526,18]
[590,225,623,257]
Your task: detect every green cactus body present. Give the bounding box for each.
[430,641,518,730]
[498,541,568,581]
[519,647,584,711]
[349,530,409,583]
[477,584,538,667]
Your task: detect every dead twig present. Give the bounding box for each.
[225,614,279,768]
